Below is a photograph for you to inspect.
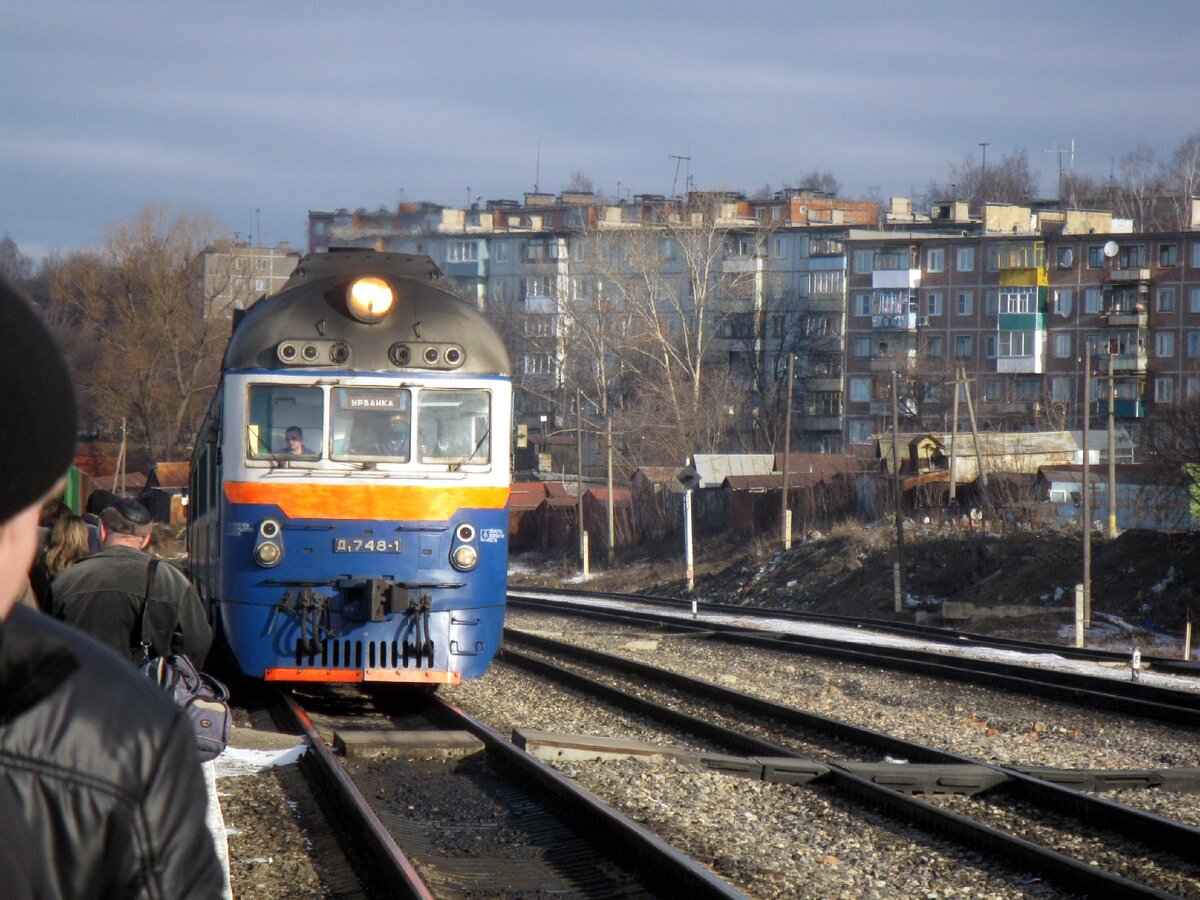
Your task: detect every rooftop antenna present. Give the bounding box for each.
[978,142,989,205]
[670,152,691,199]
[1045,141,1067,202]
[255,208,260,247]
[534,141,541,193]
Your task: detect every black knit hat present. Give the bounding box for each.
[0,275,78,524]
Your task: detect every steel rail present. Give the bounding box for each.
[432,696,748,899]
[502,630,1200,853]
[279,691,435,900]
[511,586,1200,675]
[509,593,1200,725]
[499,636,1188,900]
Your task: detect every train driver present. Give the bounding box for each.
[283,425,313,455]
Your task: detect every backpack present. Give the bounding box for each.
[137,559,231,763]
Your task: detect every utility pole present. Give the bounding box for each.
[979,142,990,205]
[891,368,905,612]
[606,416,615,565]
[948,367,961,504]
[781,353,794,550]
[963,370,989,507]
[1107,353,1118,539]
[576,388,586,573]
[1082,361,1092,624]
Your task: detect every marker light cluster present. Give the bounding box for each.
[254,518,283,567]
[450,523,478,571]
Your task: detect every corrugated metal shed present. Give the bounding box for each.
[691,454,775,488]
[878,431,1079,479]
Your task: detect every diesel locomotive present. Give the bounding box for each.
[187,249,512,685]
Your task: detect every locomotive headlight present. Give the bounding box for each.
[347,276,394,323]
[254,541,282,567]
[450,544,478,571]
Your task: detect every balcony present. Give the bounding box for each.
[997,242,1046,270]
[1105,267,1151,284]
[995,355,1044,374]
[871,312,918,330]
[798,414,842,432]
[1093,351,1148,372]
[1097,399,1146,418]
[872,269,921,290]
[1102,309,1148,328]
[805,294,844,312]
[869,356,914,373]
[803,376,843,393]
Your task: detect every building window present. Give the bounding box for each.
[1157,288,1176,312]
[448,240,477,262]
[1119,244,1146,268]
[983,378,1002,401]
[927,248,945,273]
[998,331,1032,357]
[984,290,999,316]
[853,293,871,316]
[1014,377,1040,401]
[849,378,871,402]
[1155,378,1174,404]
[853,249,874,273]
[984,334,997,358]
[1084,288,1102,314]
[1192,243,1200,268]
[1053,333,1072,358]
[1189,332,1200,358]
[493,241,508,262]
[1087,245,1105,269]
[999,287,1035,314]
[852,338,872,358]
[1160,243,1178,267]
[1189,377,1200,400]
[522,353,555,376]
[986,247,999,272]
[925,292,943,316]
[1156,332,1176,357]
[253,278,266,292]
[955,335,973,358]
[1051,377,1071,403]
[771,236,787,258]
[956,247,975,272]
[956,291,974,316]
[848,420,872,444]
[523,276,552,299]
[1191,288,1200,313]
[1056,246,1074,269]
[1052,289,1072,317]
[926,335,943,358]
[662,239,676,260]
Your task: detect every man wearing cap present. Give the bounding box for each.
[0,274,223,897]
[49,497,212,668]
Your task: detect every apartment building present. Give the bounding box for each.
[843,203,1200,451]
[201,240,300,318]
[308,190,878,451]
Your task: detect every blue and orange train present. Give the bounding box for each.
[187,249,511,685]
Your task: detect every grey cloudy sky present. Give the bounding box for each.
[4,1,1199,258]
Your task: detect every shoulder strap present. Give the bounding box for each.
[137,558,161,660]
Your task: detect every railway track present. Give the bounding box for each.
[508,590,1200,726]
[513,586,1200,676]
[275,684,745,898]
[498,626,1200,898]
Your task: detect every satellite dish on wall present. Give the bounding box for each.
[1060,248,1073,267]
[1103,240,1119,258]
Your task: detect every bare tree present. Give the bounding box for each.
[1162,130,1200,229]
[0,235,33,285]
[43,203,229,466]
[926,147,1036,211]
[1117,144,1163,230]
[793,169,841,196]
[574,196,761,462]
[1142,396,1200,507]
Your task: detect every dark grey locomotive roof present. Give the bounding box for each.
[223,249,511,376]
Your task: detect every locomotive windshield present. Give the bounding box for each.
[331,387,412,462]
[417,389,490,465]
[246,384,324,459]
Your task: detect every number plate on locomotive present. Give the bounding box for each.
[333,537,402,553]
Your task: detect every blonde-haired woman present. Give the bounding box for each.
[31,514,91,610]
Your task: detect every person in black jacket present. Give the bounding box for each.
[49,498,213,667]
[0,274,224,898]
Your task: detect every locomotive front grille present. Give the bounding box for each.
[293,638,433,670]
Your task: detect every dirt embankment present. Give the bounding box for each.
[512,524,1200,636]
